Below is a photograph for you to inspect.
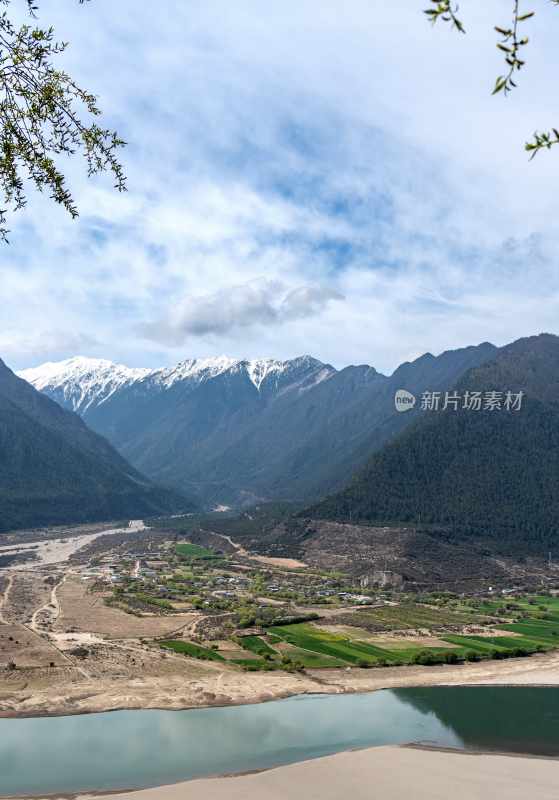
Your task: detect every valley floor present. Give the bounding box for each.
[2,521,559,800]
[1,519,559,719]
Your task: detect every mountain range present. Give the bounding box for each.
[20,343,497,508]
[9,332,559,561]
[310,334,559,553]
[0,359,189,533]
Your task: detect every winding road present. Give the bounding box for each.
[30,575,64,632]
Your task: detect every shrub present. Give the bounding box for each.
[444,652,459,664]
[463,651,480,662]
[411,650,441,666]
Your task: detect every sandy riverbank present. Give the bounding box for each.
[0,523,145,572]
[71,746,559,800]
[1,647,558,719]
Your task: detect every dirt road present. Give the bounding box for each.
[0,573,13,624]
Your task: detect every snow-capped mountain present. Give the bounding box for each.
[20,354,334,413]
[0,357,189,532]
[20,356,154,414]
[152,355,333,392]
[20,344,497,508]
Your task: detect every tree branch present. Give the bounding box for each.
[425,0,559,159]
[0,0,124,241]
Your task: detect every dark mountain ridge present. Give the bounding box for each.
[21,344,497,507]
[0,358,189,532]
[309,334,559,552]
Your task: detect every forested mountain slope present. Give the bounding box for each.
[309,334,559,551]
[0,359,189,532]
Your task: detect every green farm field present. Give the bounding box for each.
[237,635,277,658]
[159,640,225,661]
[159,595,559,672]
[175,543,220,561]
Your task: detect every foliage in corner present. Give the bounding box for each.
[424,0,559,158]
[0,0,125,241]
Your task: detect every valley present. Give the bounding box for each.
[3,335,559,798]
[2,516,559,721]
[19,344,496,508]
[3,1,559,794]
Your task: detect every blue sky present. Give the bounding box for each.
[2,0,559,373]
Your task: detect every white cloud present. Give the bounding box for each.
[140,279,343,344]
[1,0,558,373]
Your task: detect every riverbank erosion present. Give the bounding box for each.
[69,746,559,800]
[1,647,559,718]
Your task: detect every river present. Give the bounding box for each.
[1,687,558,796]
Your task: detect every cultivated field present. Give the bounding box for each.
[2,519,559,719]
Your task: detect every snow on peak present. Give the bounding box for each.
[19,353,335,411]
[153,356,313,391]
[245,359,287,390]
[19,356,154,412]
[154,356,239,388]
[21,356,146,384]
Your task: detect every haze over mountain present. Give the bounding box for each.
[0,358,189,533]
[310,334,559,553]
[21,343,497,508]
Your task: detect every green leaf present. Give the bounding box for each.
[492,77,507,95]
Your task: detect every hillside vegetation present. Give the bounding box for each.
[0,358,190,532]
[310,335,559,552]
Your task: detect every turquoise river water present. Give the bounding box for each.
[1,687,558,796]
